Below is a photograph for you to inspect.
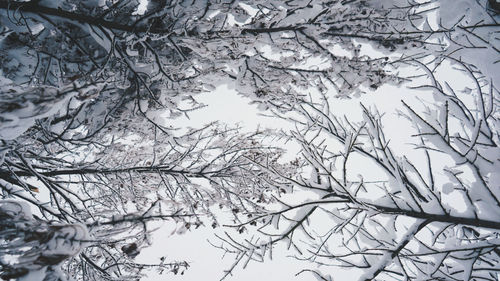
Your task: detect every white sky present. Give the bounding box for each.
[174,84,288,131]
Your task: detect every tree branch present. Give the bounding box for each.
[0,1,168,34]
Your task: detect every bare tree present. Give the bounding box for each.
[218,54,500,280]
[1,0,497,128]
[210,2,500,279]
[2,0,474,136]
[2,0,496,147]
[1,0,498,280]
[1,120,295,279]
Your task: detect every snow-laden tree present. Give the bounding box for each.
[0,200,89,280]
[1,0,496,147]
[6,0,494,136]
[0,119,295,279]
[1,0,499,280]
[215,1,500,279]
[220,57,500,280]
[1,0,497,135]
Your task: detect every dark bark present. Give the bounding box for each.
[0,0,168,34]
[370,204,500,231]
[241,25,306,34]
[489,0,500,12]
[0,165,212,178]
